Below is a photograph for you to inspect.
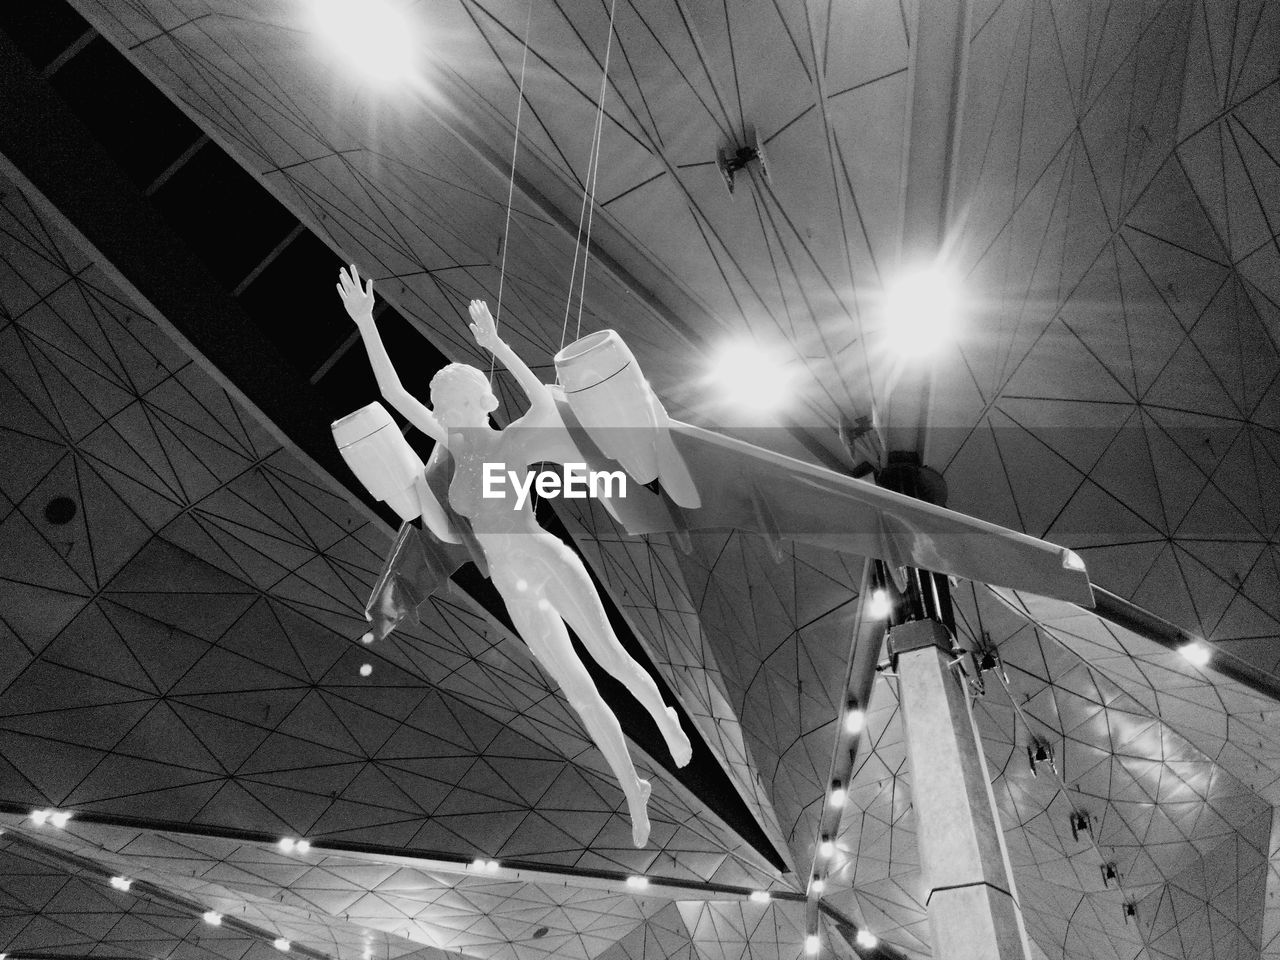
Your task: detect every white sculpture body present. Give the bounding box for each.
[336,266,691,847]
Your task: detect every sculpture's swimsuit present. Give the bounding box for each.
[441,423,583,598]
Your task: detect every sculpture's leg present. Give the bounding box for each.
[543,553,692,767]
[508,594,653,847]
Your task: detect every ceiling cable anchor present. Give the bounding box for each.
[716,126,769,195]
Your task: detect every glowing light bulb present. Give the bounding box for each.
[471,857,486,870]
[749,890,771,903]
[810,877,825,895]
[625,875,649,890]
[359,663,373,677]
[485,859,500,872]
[829,785,846,809]
[867,589,891,619]
[855,929,878,949]
[109,876,132,891]
[29,809,50,826]
[805,934,820,955]
[203,911,223,926]
[818,839,834,858]
[707,339,793,414]
[844,708,866,736]
[274,939,291,952]
[49,810,71,828]
[295,839,311,854]
[1180,643,1210,667]
[278,838,295,852]
[309,0,418,87]
[881,267,961,359]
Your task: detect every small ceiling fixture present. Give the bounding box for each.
[1069,809,1092,842]
[309,0,418,87]
[880,266,962,360]
[829,782,846,809]
[1179,642,1210,667]
[1100,862,1118,886]
[716,127,769,195]
[1027,736,1055,777]
[844,705,866,736]
[707,339,794,415]
[44,495,77,525]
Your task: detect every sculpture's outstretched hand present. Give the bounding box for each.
[468,299,500,351]
[337,265,376,321]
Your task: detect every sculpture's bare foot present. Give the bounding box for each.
[664,706,693,767]
[630,779,652,848]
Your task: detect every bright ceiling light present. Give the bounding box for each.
[359,663,373,677]
[310,0,418,87]
[818,838,834,858]
[829,784,846,809]
[625,875,649,890]
[749,890,771,903]
[854,929,878,949]
[278,837,296,852]
[29,809,50,826]
[804,934,820,955]
[274,939,291,952]
[109,876,132,891]
[295,839,311,854]
[881,267,961,359]
[707,339,793,414]
[844,708,866,736]
[49,810,71,828]
[867,588,891,619]
[809,877,825,895]
[1179,642,1210,667]
[203,911,223,926]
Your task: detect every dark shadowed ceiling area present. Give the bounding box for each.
[1,2,1278,959]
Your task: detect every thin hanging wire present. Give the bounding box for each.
[490,0,534,385]
[559,0,620,352]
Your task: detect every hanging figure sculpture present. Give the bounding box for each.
[335,265,692,847]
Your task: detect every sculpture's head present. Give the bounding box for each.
[430,363,498,429]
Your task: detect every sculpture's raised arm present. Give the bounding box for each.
[468,299,554,412]
[338,265,446,445]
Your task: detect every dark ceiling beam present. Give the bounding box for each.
[0,24,358,506]
[3,829,335,960]
[887,0,972,456]
[1091,587,1280,704]
[0,803,797,903]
